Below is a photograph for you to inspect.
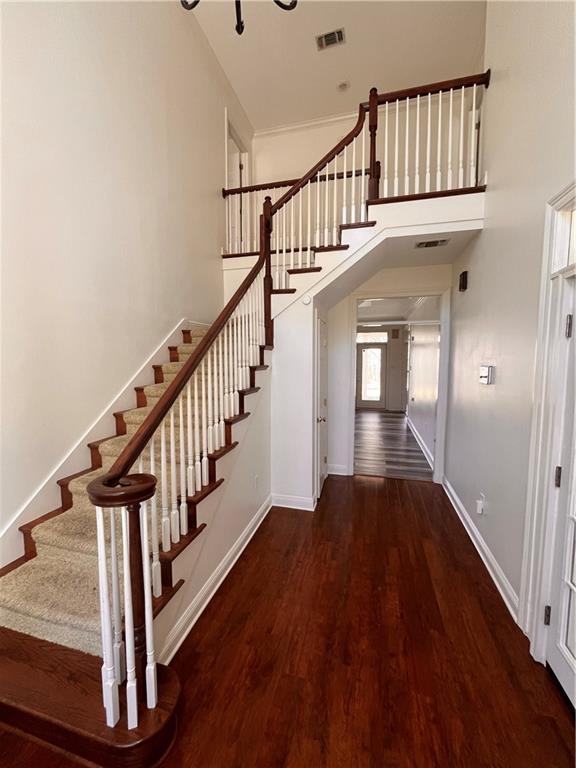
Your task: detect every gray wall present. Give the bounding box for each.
[445,1,575,595]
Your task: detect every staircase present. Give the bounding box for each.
[0,69,490,766]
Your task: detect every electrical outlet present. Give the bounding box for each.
[476,493,485,515]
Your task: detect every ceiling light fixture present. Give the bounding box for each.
[181,0,298,35]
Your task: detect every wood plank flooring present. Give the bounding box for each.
[1,476,573,767]
[355,409,433,481]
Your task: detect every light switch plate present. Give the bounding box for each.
[479,365,494,385]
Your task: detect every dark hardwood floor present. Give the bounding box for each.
[355,409,434,481]
[1,476,573,767]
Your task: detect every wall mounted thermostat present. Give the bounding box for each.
[479,365,494,385]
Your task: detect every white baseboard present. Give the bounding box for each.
[158,496,272,663]
[0,317,209,568]
[328,464,350,476]
[443,477,519,620]
[270,493,316,511]
[406,416,434,469]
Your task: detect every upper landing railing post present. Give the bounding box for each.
[368,87,380,201]
[262,195,273,347]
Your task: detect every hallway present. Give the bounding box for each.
[354,410,434,481]
[2,476,573,768]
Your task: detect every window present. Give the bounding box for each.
[361,348,382,400]
[356,332,389,343]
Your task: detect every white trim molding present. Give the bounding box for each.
[270,494,316,511]
[158,496,272,664]
[443,478,519,620]
[328,464,350,476]
[406,416,434,470]
[519,181,576,661]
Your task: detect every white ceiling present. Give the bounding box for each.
[195,1,486,131]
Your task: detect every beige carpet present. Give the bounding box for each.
[0,327,208,657]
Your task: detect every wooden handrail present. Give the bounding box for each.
[89,251,266,500]
[271,105,368,215]
[362,69,491,109]
[222,167,371,198]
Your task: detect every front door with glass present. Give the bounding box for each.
[356,344,387,409]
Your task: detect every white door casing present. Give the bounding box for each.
[316,315,328,499]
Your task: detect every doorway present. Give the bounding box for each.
[521,184,575,705]
[353,296,441,481]
[226,119,249,253]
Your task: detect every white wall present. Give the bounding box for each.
[444,1,575,600]
[407,324,440,465]
[327,264,452,474]
[253,113,357,182]
[1,4,252,533]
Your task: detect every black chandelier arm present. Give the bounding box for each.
[180,0,297,34]
[235,0,245,35]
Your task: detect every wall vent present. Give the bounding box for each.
[415,239,449,249]
[316,28,345,51]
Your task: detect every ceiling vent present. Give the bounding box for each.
[415,239,449,249]
[316,28,345,51]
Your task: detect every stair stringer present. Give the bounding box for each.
[271,192,486,317]
[152,359,272,664]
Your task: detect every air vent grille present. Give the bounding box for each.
[316,28,345,51]
[415,239,449,249]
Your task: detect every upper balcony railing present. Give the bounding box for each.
[224,70,491,287]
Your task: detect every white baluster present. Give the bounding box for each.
[120,506,138,730]
[224,321,230,418]
[404,97,410,194]
[315,171,321,246]
[219,333,225,446]
[233,314,240,414]
[225,194,230,254]
[207,345,214,454]
[107,507,126,685]
[436,90,443,191]
[169,408,179,543]
[425,92,432,193]
[235,194,240,253]
[332,155,338,244]
[282,204,287,287]
[186,382,195,497]
[415,95,420,194]
[469,84,477,187]
[201,360,209,485]
[298,190,303,268]
[243,298,250,389]
[323,166,329,246]
[383,102,389,198]
[160,420,170,552]
[394,100,399,196]
[179,396,188,536]
[148,436,161,597]
[95,506,120,728]
[211,342,219,452]
[290,196,295,271]
[360,121,367,221]
[139,500,158,710]
[194,372,201,489]
[342,144,348,225]
[307,180,312,268]
[458,85,465,187]
[351,133,357,221]
[448,89,454,189]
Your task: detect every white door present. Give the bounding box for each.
[546,274,575,703]
[316,316,328,499]
[356,344,387,408]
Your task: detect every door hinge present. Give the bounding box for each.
[555,466,562,488]
[566,313,573,339]
[544,605,551,626]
